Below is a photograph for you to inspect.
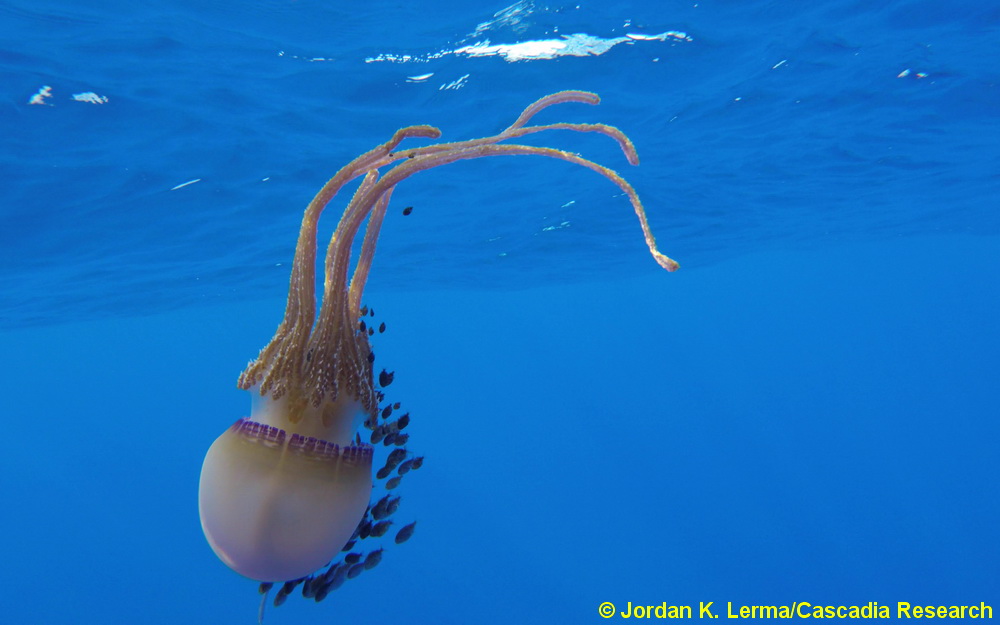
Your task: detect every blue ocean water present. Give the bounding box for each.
[1,0,997,623]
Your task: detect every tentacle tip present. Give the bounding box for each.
[396,125,442,142]
[545,90,601,107]
[655,253,680,272]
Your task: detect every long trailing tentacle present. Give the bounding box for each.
[348,184,394,315]
[327,141,676,314]
[320,108,669,339]
[321,109,652,333]
[504,90,601,131]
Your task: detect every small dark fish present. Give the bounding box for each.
[370,308,375,317]
[371,494,392,520]
[379,369,394,387]
[376,465,392,480]
[397,459,414,475]
[386,476,402,490]
[393,402,401,410]
[359,519,373,539]
[397,413,410,430]
[410,456,424,470]
[402,206,413,215]
[367,350,375,363]
[368,327,374,336]
[359,320,367,331]
[344,552,362,565]
[323,562,348,584]
[325,564,348,590]
[258,582,273,595]
[314,584,331,602]
[341,539,356,552]
[273,587,289,607]
[383,432,397,446]
[386,448,407,468]
[301,575,318,598]
[395,521,416,544]
[282,579,301,594]
[360,306,368,316]
[347,563,366,579]
[381,405,393,419]
[370,426,385,444]
[364,548,384,570]
[370,519,393,537]
[379,322,386,333]
[386,496,401,516]
[393,433,409,446]
[321,563,340,581]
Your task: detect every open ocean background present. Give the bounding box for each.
[1,1,998,623]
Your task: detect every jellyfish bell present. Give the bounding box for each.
[198,90,677,603]
[198,402,374,582]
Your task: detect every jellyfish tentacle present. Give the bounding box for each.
[498,122,640,166]
[348,187,393,315]
[359,91,608,169]
[375,120,639,169]
[404,143,673,271]
[505,90,601,131]
[340,188,393,410]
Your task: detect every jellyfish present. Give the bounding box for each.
[197,90,678,600]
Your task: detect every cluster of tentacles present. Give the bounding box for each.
[237,90,677,416]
